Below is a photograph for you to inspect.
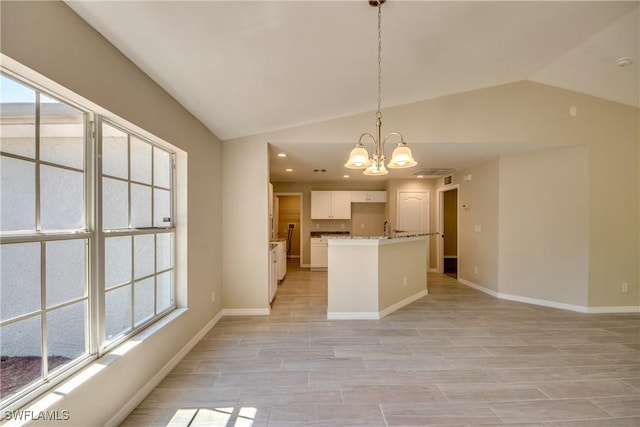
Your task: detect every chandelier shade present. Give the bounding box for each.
[344,0,417,176]
[344,143,372,169]
[388,142,417,169]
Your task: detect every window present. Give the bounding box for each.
[100,121,175,348]
[0,72,176,410]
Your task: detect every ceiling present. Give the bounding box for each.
[66,1,639,182]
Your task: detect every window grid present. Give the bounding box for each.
[99,118,175,353]
[0,70,176,412]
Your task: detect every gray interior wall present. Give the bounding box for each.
[1,1,223,425]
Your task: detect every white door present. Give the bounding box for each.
[397,191,429,234]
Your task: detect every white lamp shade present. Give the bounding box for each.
[363,161,388,176]
[387,143,417,168]
[345,145,371,169]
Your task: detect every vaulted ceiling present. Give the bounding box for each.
[66,1,639,181]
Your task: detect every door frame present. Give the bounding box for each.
[437,185,460,274]
[274,192,303,267]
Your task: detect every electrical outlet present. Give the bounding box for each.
[211,291,216,303]
[474,266,479,275]
[403,276,408,286]
[621,283,629,293]
[360,223,365,229]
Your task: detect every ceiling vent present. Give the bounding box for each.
[413,168,455,177]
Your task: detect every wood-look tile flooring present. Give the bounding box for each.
[122,261,640,426]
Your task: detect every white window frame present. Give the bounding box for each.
[0,66,178,413]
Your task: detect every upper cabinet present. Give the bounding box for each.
[311,191,351,219]
[350,191,387,203]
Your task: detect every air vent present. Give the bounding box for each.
[413,168,455,177]
[444,175,453,185]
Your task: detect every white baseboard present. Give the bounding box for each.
[458,277,640,314]
[328,290,428,320]
[428,268,438,273]
[222,308,270,316]
[327,312,381,320]
[379,289,429,318]
[587,306,640,313]
[458,278,500,298]
[106,309,224,427]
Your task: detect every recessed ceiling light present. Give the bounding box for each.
[343,175,350,178]
[277,153,287,158]
[417,175,424,178]
[286,168,293,172]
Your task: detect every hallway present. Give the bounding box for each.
[122,263,640,426]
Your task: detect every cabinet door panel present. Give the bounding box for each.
[368,191,387,203]
[311,191,332,219]
[330,191,351,219]
[350,191,368,203]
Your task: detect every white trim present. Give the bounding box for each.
[587,306,640,314]
[222,308,270,316]
[428,268,439,273]
[327,312,381,320]
[458,277,500,298]
[458,278,640,314]
[379,289,428,318]
[328,290,428,320]
[437,185,459,274]
[107,308,221,427]
[498,291,588,313]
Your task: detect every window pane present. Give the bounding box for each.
[156,232,173,272]
[40,94,84,170]
[102,123,128,179]
[0,242,41,321]
[102,177,128,229]
[0,75,36,158]
[153,147,171,188]
[153,188,171,227]
[134,234,154,279]
[46,239,87,308]
[47,302,87,372]
[131,184,151,228]
[105,236,131,289]
[41,165,83,230]
[0,315,42,401]
[156,271,172,313]
[130,137,151,184]
[134,278,154,327]
[105,285,132,341]
[0,156,35,232]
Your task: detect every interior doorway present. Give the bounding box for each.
[275,193,302,265]
[438,186,459,278]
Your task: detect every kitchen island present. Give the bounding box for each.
[326,233,437,320]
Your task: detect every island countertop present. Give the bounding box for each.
[324,232,438,245]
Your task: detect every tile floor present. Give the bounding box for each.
[121,261,640,426]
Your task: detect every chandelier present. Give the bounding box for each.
[345,0,417,176]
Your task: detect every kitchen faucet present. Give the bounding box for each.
[383,221,389,236]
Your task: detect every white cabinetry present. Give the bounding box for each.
[350,191,387,203]
[274,241,286,280]
[311,191,351,219]
[269,245,278,302]
[310,237,328,271]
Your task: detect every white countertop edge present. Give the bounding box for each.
[327,235,429,246]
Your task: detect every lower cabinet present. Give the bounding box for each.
[310,238,328,271]
[269,246,278,302]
